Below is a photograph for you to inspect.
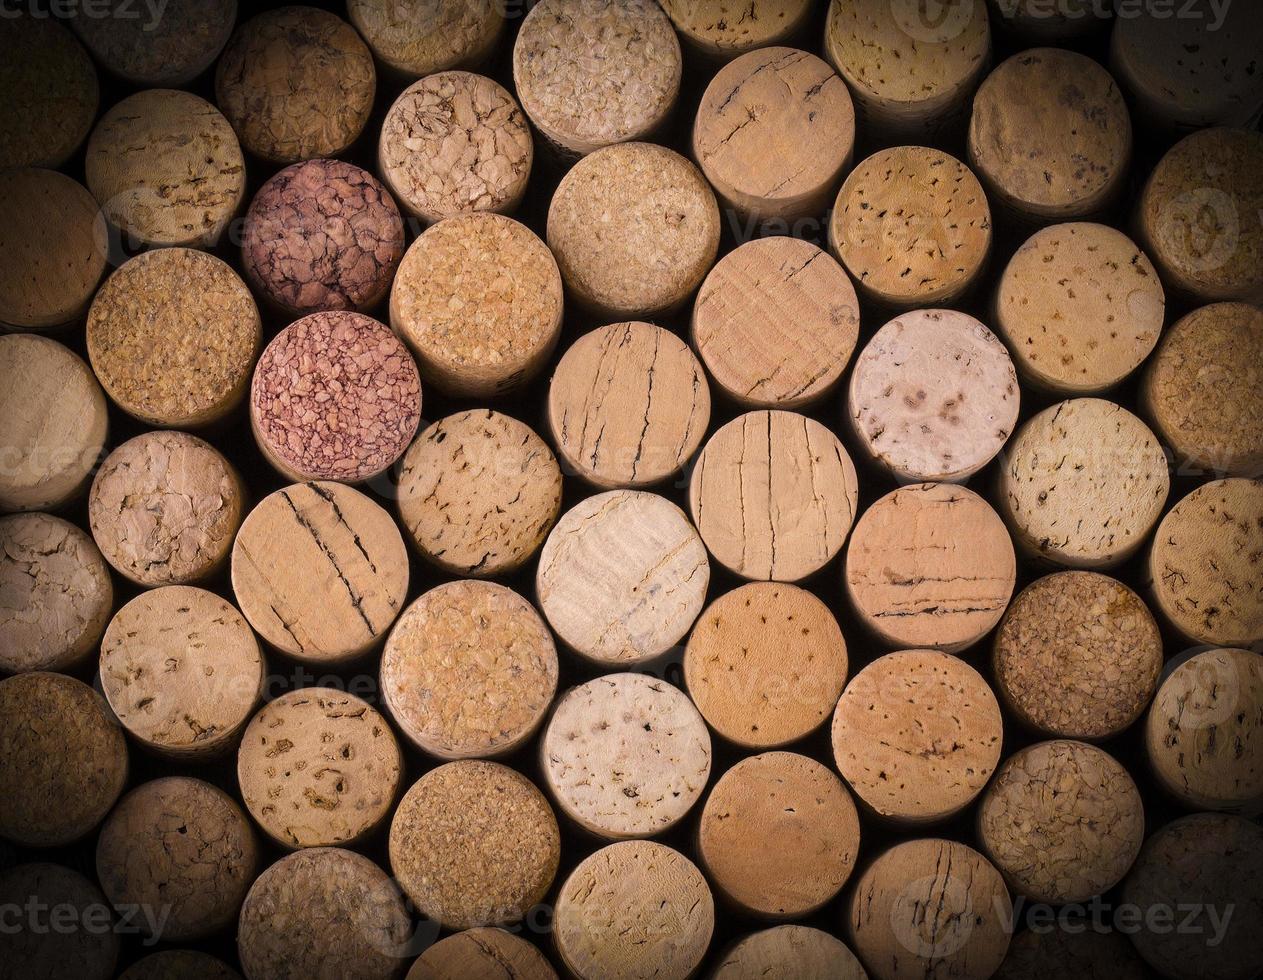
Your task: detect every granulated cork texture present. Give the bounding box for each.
[71,0,237,87]
[347,0,504,78]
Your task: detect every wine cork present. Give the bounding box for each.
[0,513,112,675]
[831,649,1003,825]
[547,321,711,488]
[250,311,421,484]
[698,752,860,919]
[99,586,263,761]
[215,6,376,165]
[390,212,562,397]
[0,863,117,980]
[96,777,258,941]
[231,481,409,664]
[553,840,714,980]
[691,236,860,410]
[406,929,557,980]
[998,398,1170,569]
[348,0,504,78]
[71,0,237,86]
[540,673,711,840]
[382,580,558,759]
[536,490,709,666]
[546,142,720,318]
[660,0,813,58]
[995,926,1146,980]
[121,951,242,980]
[693,47,855,224]
[0,672,127,847]
[713,926,867,980]
[993,571,1164,740]
[847,310,1020,483]
[0,334,108,514]
[988,0,1112,44]
[689,410,859,582]
[389,760,560,930]
[88,432,245,587]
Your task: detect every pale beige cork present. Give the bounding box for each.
[96,777,258,941]
[832,649,1003,825]
[546,142,720,319]
[698,752,860,919]
[541,673,711,841]
[692,236,859,410]
[993,571,1163,741]
[553,840,714,980]
[231,481,409,664]
[349,0,504,78]
[998,398,1169,569]
[660,0,813,58]
[994,916,1146,980]
[548,322,711,488]
[713,926,867,980]
[389,760,560,930]
[689,410,859,583]
[693,47,854,224]
[536,490,709,666]
[0,334,108,514]
[71,0,237,87]
[121,951,242,980]
[0,863,118,980]
[99,586,263,761]
[0,513,112,675]
[406,929,557,980]
[0,672,127,847]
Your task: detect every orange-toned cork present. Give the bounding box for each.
[348,0,504,78]
[406,929,557,980]
[713,926,867,980]
[995,916,1146,980]
[660,0,813,58]
[71,0,236,86]
[0,863,118,980]
[121,951,242,980]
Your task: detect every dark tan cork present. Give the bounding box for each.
[712,925,867,980]
[995,926,1145,980]
[71,0,236,86]
[406,928,557,980]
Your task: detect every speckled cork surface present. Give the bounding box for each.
[995,926,1146,980]
[72,0,237,86]
[406,928,558,980]
[348,0,504,78]
[712,925,867,980]
[660,0,813,57]
[120,950,242,980]
[0,863,118,980]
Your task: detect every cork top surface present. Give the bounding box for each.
[995,928,1146,980]
[72,0,237,86]
[120,951,241,980]
[0,863,117,980]
[712,925,867,980]
[660,0,812,54]
[348,0,503,77]
[405,928,557,980]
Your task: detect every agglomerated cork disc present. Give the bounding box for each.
[995,924,1146,980]
[660,0,813,57]
[713,926,867,980]
[405,928,557,980]
[0,863,118,980]
[71,0,237,86]
[348,0,503,78]
[120,951,242,980]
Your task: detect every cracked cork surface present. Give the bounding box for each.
[994,924,1145,980]
[541,672,711,839]
[406,928,557,980]
[713,925,867,979]
[121,951,242,980]
[661,0,813,57]
[71,0,236,86]
[348,0,503,78]
[0,863,118,980]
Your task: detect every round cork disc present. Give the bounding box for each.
[692,236,860,409]
[995,924,1146,980]
[547,322,711,488]
[348,0,503,78]
[71,0,237,86]
[389,760,560,930]
[231,481,409,664]
[689,411,859,582]
[406,928,557,980]
[993,571,1164,740]
[693,46,855,223]
[540,673,712,839]
[713,926,867,980]
[0,863,118,980]
[553,840,714,980]
[832,649,1003,824]
[546,142,720,318]
[121,951,242,980]
[0,672,127,847]
[660,0,813,57]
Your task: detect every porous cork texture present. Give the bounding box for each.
[120,951,242,980]
[88,431,246,587]
[406,928,558,980]
[541,673,712,840]
[95,777,258,941]
[553,840,714,980]
[382,580,558,759]
[993,571,1163,740]
[397,410,562,577]
[689,411,859,583]
[548,322,711,488]
[0,672,128,847]
[389,760,560,930]
[546,142,720,318]
[99,586,264,760]
[995,926,1146,980]
[660,0,813,57]
[348,0,504,78]
[87,247,261,429]
[72,0,236,86]
[250,311,421,483]
[713,925,867,980]
[831,649,1003,825]
[693,237,859,410]
[536,490,709,666]
[0,863,117,980]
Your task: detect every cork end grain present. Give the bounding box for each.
[661,0,813,56]
[995,925,1146,980]
[0,863,118,980]
[713,925,867,980]
[120,951,242,980]
[71,0,236,86]
[406,928,557,980]
[349,0,504,78]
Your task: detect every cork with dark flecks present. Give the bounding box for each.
[405,928,557,980]
[712,926,868,980]
[660,0,813,58]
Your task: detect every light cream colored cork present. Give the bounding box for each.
[547,142,720,319]
[660,0,813,57]
[349,0,503,78]
[536,490,709,666]
[713,926,867,980]
[0,863,117,980]
[231,481,409,664]
[121,951,242,980]
[541,673,712,839]
[407,929,556,980]
[994,911,1146,980]
[548,322,711,488]
[72,0,237,86]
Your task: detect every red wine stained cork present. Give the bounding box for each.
[989,0,1112,44]
[993,571,1163,740]
[389,760,560,930]
[99,586,263,761]
[831,649,1003,824]
[232,481,409,664]
[553,840,714,980]
[660,0,813,58]
[713,926,867,980]
[541,673,711,839]
[995,920,1146,980]
[693,47,855,224]
[121,951,243,980]
[547,322,711,488]
[0,672,127,847]
[692,236,860,410]
[250,311,421,483]
[391,212,562,397]
[998,398,1169,569]
[546,142,720,318]
[382,580,558,760]
[348,0,504,78]
[71,0,237,86]
[689,410,859,582]
[0,863,118,980]
[0,513,112,675]
[847,309,1019,483]
[698,752,860,919]
[406,928,557,980]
